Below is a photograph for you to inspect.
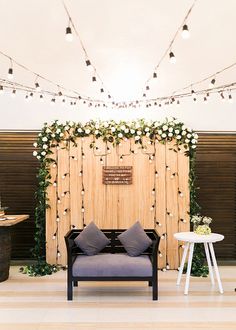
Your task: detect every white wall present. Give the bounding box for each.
[1,92,235,131]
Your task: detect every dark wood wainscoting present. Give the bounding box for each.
[196,134,236,260]
[0,131,235,260]
[0,132,38,259]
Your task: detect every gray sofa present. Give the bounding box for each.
[65,229,160,300]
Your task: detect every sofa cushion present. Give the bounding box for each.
[72,253,152,277]
[74,222,110,256]
[117,221,152,256]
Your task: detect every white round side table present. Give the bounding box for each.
[174,232,224,295]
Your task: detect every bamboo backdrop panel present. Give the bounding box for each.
[57,143,70,265]
[46,147,57,264]
[69,139,83,229]
[165,141,179,269]
[178,145,190,261]
[155,142,167,269]
[46,137,190,268]
[83,137,107,228]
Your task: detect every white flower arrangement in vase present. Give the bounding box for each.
[191,215,213,235]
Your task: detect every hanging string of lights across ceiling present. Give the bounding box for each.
[0,0,235,109]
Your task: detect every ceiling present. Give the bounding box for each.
[0,0,235,103]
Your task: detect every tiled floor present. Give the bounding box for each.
[0,266,235,329]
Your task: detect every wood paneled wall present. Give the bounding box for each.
[46,137,190,269]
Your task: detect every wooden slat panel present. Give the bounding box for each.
[57,143,70,265]
[0,132,38,259]
[46,147,57,264]
[155,142,167,269]
[69,139,83,229]
[177,145,190,263]
[165,141,179,269]
[105,142,119,229]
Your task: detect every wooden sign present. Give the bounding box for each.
[103,166,133,185]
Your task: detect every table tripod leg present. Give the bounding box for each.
[204,242,215,285]
[209,243,223,294]
[177,242,189,285]
[184,242,194,295]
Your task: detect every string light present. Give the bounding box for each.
[35,82,41,92]
[156,221,162,227]
[158,251,163,257]
[100,157,104,165]
[166,263,170,270]
[39,94,44,102]
[155,171,159,177]
[11,89,16,97]
[8,64,13,80]
[0,86,4,94]
[180,218,187,223]
[152,188,155,195]
[150,204,155,211]
[181,24,190,39]
[53,181,57,187]
[178,190,184,197]
[86,59,93,72]
[169,52,176,64]
[81,207,85,213]
[65,25,73,42]
[209,78,216,88]
[228,93,233,103]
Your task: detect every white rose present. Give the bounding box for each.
[42,137,48,142]
[168,133,173,137]
[121,125,126,130]
[135,136,140,140]
[191,145,197,149]
[33,142,37,147]
[162,125,168,131]
[146,132,150,137]
[185,139,190,143]
[85,129,90,134]
[182,131,187,136]
[191,139,196,144]
[162,133,167,138]
[111,127,116,132]
[124,128,129,133]
[130,129,135,134]
[167,116,174,122]
[51,133,55,138]
[95,130,99,135]
[69,121,74,127]
[64,125,69,130]
[194,133,198,139]
[46,128,51,133]
[118,133,123,138]
[182,125,186,130]
[145,127,150,132]
[176,135,181,140]
[137,130,142,136]
[33,151,38,156]
[60,133,64,137]
[158,130,162,135]
[168,127,173,132]
[77,128,82,133]
[43,144,48,149]
[187,133,191,138]
[56,129,61,134]
[38,133,42,137]
[41,151,46,156]
[95,124,99,129]
[175,129,180,134]
[174,119,179,124]
[103,121,109,128]
[36,155,41,160]
[154,121,159,128]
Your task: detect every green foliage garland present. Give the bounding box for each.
[22,117,206,276]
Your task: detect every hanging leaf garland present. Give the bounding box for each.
[23,117,206,276]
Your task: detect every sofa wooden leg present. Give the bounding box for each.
[74,281,78,287]
[68,280,73,300]
[148,281,152,286]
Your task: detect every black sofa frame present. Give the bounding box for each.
[65,229,160,301]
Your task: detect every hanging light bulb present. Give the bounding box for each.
[176,100,180,107]
[25,94,29,102]
[153,72,157,78]
[209,78,216,88]
[169,52,176,64]
[86,59,93,72]
[65,26,73,42]
[228,93,233,103]
[39,94,44,102]
[51,98,56,105]
[0,86,4,94]
[8,67,13,80]
[11,89,16,97]
[29,92,33,99]
[203,96,208,104]
[220,92,225,102]
[35,82,41,92]
[181,24,190,39]
[92,76,97,83]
